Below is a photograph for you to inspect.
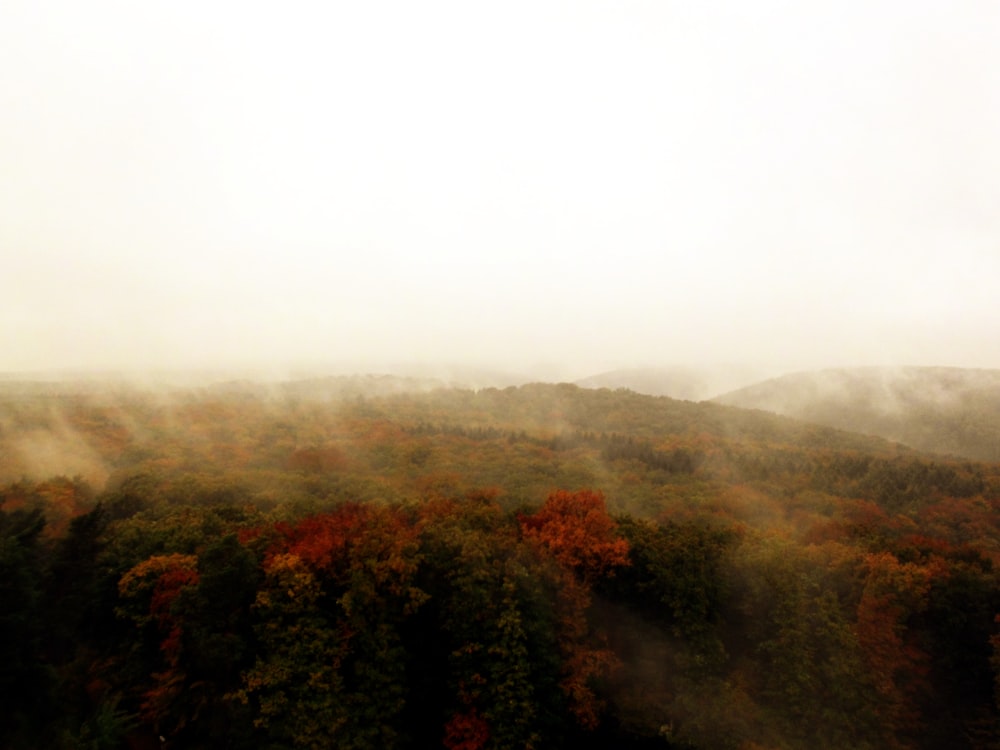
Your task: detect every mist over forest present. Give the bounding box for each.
[5,0,1000,747]
[3,363,1000,748]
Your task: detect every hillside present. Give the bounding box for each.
[0,377,911,499]
[574,365,776,401]
[713,366,1000,462]
[2,376,999,749]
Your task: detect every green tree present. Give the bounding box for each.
[0,507,51,747]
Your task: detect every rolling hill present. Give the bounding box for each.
[3,374,1000,749]
[574,365,778,401]
[713,366,1000,461]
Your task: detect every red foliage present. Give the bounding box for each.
[237,525,264,545]
[520,489,630,581]
[117,554,201,731]
[277,503,368,570]
[443,708,490,750]
[150,567,200,627]
[267,503,421,596]
[855,552,932,741]
[519,489,629,727]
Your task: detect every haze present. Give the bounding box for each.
[3,1,999,380]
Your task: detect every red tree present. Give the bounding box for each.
[520,489,630,727]
[519,489,630,582]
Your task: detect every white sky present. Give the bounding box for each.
[2,1,999,378]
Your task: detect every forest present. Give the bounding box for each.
[2,376,1000,749]
[713,367,1000,463]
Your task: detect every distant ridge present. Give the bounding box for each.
[713,366,1000,462]
[575,365,778,402]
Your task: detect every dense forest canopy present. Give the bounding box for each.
[2,376,1000,749]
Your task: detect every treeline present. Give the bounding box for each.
[2,382,1000,747]
[713,366,1000,463]
[3,479,1000,749]
[1,488,634,748]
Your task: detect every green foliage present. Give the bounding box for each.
[0,507,52,746]
[2,378,1000,748]
[66,694,137,750]
[239,552,352,748]
[608,517,733,664]
[727,538,881,748]
[413,498,565,749]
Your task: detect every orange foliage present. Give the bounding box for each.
[520,489,630,728]
[550,571,620,729]
[270,503,421,596]
[0,477,93,537]
[118,554,201,730]
[273,504,368,571]
[519,489,630,581]
[855,552,932,741]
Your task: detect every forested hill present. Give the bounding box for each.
[0,378,907,498]
[2,377,1000,749]
[574,365,774,401]
[713,366,1000,462]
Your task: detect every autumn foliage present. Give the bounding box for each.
[519,489,630,581]
[443,709,490,750]
[3,380,1000,749]
[118,554,201,729]
[516,489,631,728]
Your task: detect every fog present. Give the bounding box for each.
[3,1,999,379]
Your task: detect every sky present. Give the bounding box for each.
[2,1,999,380]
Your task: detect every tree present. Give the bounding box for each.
[237,551,352,748]
[855,551,934,748]
[239,503,425,749]
[519,489,629,582]
[117,553,200,737]
[519,490,630,728]
[0,508,50,746]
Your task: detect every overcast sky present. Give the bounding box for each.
[2,1,999,379]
